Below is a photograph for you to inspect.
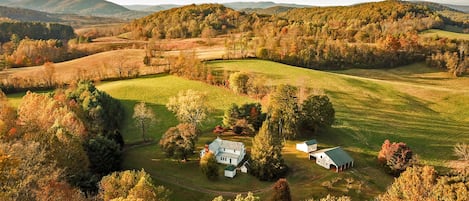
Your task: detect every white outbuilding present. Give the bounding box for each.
[240,161,249,173]
[224,165,237,178]
[296,139,318,153]
[309,147,354,172]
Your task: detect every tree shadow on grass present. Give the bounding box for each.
[119,99,178,144]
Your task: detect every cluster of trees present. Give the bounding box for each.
[167,51,211,82]
[248,84,335,181]
[378,165,468,201]
[160,90,210,161]
[228,71,269,99]
[426,44,468,77]
[223,103,265,135]
[5,38,65,67]
[212,192,260,201]
[0,36,93,68]
[268,84,336,139]
[98,169,170,201]
[0,80,126,199]
[378,139,414,175]
[0,22,75,43]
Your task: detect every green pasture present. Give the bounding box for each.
[7,59,469,200]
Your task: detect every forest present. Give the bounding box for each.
[130,1,468,71]
[0,22,75,43]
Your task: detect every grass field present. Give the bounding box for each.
[7,59,469,200]
[420,29,469,40]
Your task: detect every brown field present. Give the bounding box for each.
[0,37,227,84]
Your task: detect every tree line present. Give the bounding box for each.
[0,22,75,43]
[134,1,468,75]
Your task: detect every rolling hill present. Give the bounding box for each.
[0,0,147,19]
[0,6,123,26]
[0,6,61,22]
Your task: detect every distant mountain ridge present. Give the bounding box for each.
[123,1,309,12]
[0,0,148,19]
[123,4,180,12]
[223,1,309,10]
[0,5,124,27]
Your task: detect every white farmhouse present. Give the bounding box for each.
[200,137,246,166]
[296,139,318,153]
[309,147,354,172]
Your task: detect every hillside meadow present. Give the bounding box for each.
[7,59,469,200]
[420,29,469,40]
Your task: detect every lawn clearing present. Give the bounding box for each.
[420,29,469,40]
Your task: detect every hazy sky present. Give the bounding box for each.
[106,0,469,6]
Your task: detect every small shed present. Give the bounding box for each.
[224,165,237,178]
[240,161,249,173]
[309,147,354,172]
[296,139,318,153]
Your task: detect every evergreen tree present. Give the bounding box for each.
[268,84,299,139]
[250,120,287,181]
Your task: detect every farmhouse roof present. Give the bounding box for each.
[304,139,317,145]
[213,137,244,150]
[312,147,353,167]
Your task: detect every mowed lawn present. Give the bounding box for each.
[6,59,469,200]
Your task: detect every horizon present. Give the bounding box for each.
[106,0,469,6]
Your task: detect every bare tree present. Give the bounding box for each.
[133,102,156,142]
[454,143,469,161]
[43,62,56,87]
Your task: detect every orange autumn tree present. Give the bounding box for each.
[378,139,414,175]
